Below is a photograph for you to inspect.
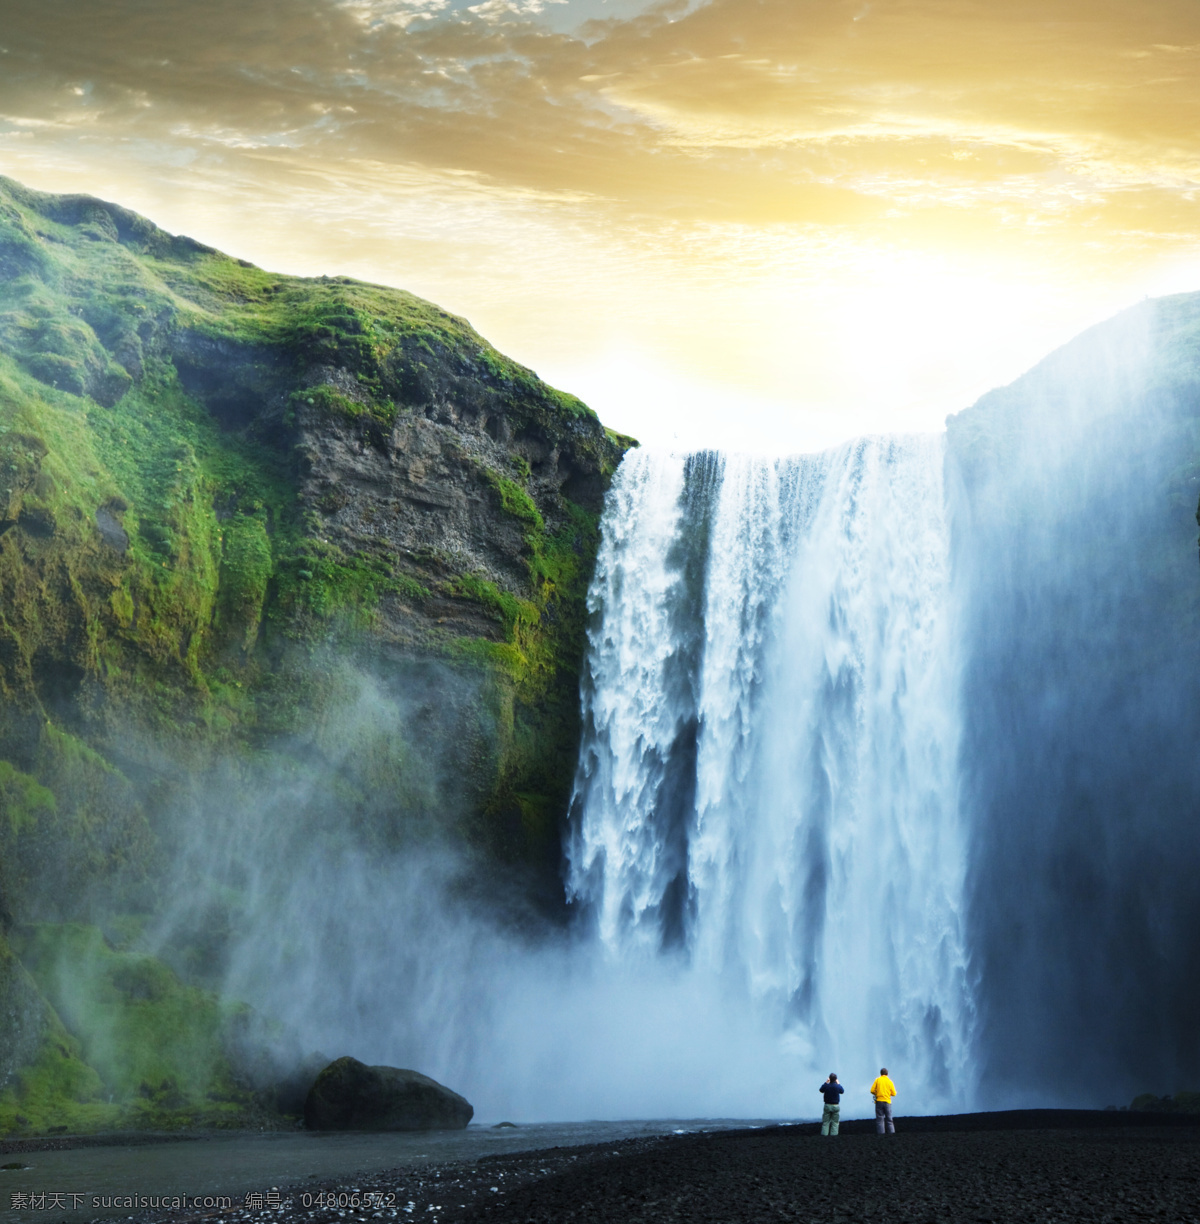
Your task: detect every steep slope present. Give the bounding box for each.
[0,175,632,1132]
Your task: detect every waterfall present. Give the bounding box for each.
[169,301,1200,1119]
[568,437,973,1109]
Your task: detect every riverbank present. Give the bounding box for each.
[25,1110,1194,1224]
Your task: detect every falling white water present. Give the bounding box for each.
[568,437,973,1110]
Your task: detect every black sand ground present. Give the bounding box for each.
[86,1111,1199,1224]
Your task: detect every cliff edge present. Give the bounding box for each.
[0,175,633,1132]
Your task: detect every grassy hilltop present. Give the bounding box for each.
[0,175,633,1133]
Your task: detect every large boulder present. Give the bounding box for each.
[303,1057,473,1131]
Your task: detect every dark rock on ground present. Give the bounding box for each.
[303,1056,473,1131]
[1132,1089,1200,1114]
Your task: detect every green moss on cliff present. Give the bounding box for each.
[0,172,629,841]
[272,541,421,631]
[0,722,151,925]
[443,493,604,865]
[0,760,55,835]
[0,759,56,924]
[483,468,545,532]
[0,1029,114,1136]
[0,172,635,1133]
[216,515,272,653]
[0,930,111,1136]
[12,924,253,1128]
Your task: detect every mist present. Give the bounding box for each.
[138,662,830,1123]
[949,297,1200,1107]
[93,296,1200,1125]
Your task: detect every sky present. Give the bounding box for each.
[5,0,1200,452]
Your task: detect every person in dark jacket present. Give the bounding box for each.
[819,1073,845,1135]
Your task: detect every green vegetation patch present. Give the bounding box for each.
[273,540,429,632]
[0,929,112,1136]
[482,467,545,531]
[12,923,252,1127]
[452,572,539,636]
[0,723,151,924]
[290,385,396,430]
[0,759,55,836]
[440,495,604,863]
[216,514,272,653]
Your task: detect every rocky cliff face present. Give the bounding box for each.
[944,293,1200,1105]
[0,175,632,1133]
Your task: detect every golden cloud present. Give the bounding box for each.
[5,0,1200,449]
[4,0,1200,230]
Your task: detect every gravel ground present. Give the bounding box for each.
[1,1133,211,1156]
[82,1112,1199,1224]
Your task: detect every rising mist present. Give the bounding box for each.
[90,296,1200,1124]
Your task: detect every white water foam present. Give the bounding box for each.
[568,438,974,1109]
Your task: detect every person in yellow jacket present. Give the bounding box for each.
[869,1067,897,1134]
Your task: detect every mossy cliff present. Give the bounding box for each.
[0,175,634,1133]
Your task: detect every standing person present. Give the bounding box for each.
[869,1067,897,1134]
[819,1073,844,1136]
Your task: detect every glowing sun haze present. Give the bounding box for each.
[5,0,1200,452]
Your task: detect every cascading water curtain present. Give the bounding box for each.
[568,438,975,1111]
